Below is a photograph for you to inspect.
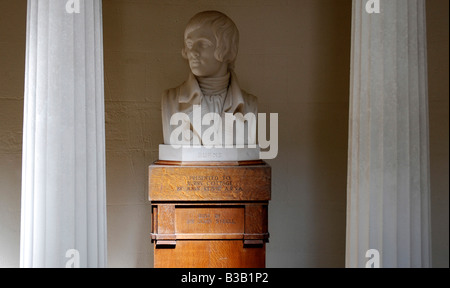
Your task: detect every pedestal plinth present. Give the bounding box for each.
[149,160,271,268]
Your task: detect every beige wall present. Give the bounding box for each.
[427,0,449,268]
[0,0,447,268]
[0,0,26,268]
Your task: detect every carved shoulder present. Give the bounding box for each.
[242,90,258,115]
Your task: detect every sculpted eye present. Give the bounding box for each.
[201,40,213,48]
[185,41,193,49]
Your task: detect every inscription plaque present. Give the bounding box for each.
[149,162,271,202]
[176,207,244,235]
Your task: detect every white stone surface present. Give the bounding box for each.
[20,0,107,268]
[159,144,260,162]
[346,0,431,268]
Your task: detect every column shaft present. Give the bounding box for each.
[346,0,431,268]
[20,0,106,268]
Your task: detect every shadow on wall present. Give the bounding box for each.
[304,0,351,266]
[262,0,351,267]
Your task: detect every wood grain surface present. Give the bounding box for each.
[154,241,266,268]
[150,161,270,268]
[149,162,271,201]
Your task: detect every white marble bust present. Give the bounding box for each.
[161,11,258,146]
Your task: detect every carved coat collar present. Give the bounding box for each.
[178,71,245,114]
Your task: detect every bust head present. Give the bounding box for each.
[181,11,240,77]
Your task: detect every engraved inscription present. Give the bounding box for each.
[177,175,244,193]
[175,207,244,234]
[186,213,237,225]
[197,213,212,224]
[197,151,223,160]
[149,164,272,201]
[214,213,236,224]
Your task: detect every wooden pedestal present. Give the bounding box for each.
[149,160,271,268]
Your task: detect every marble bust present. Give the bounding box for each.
[161,10,258,146]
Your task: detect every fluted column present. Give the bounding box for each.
[346,0,431,268]
[20,0,107,268]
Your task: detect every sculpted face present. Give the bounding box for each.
[184,26,228,78]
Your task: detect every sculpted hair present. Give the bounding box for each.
[182,11,240,70]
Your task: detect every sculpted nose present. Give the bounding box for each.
[189,44,200,57]
[190,49,200,58]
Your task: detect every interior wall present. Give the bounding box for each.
[427,0,449,268]
[0,0,447,268]
[0,0,26,268]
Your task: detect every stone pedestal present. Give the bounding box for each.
[158,144,261,162]
[149,160,271,268]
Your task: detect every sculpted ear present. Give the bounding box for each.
[181,47,188,60]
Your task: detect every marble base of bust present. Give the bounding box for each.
[158,144,260,162]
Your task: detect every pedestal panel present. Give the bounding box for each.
[149,161,271,268]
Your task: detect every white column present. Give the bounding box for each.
[20,0,107,268]
[346,0,431,268]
